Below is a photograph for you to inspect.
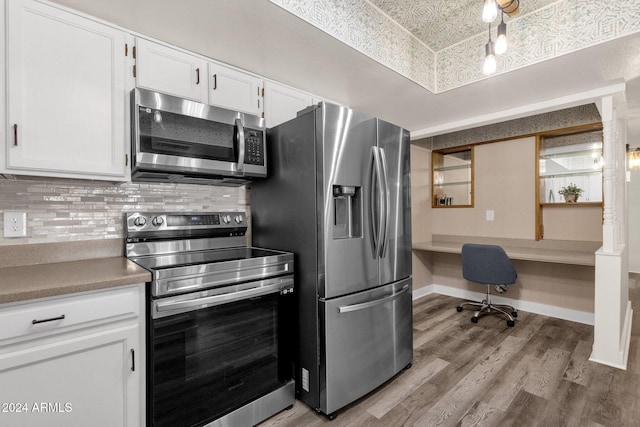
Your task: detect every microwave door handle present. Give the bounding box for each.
[235,118,245,172]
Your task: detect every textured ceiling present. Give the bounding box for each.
[370,0,559,51]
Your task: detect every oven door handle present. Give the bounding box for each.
[155,279,291,315]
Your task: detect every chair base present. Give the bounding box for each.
[456,284,517,327]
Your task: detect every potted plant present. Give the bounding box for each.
[558,183,583,203]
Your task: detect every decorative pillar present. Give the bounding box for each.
[590,95,632,369]
[600,96,616,251]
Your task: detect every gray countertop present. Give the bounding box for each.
[0,257,151,304]
[0,239,151,304]
[413,235,601,266]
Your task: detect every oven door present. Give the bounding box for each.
[147,275,294,427]
[132,88,266,179]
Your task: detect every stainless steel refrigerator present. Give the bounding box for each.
[251,102,412,418]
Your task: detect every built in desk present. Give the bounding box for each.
[411,235,600,322]
[413,235,600,266]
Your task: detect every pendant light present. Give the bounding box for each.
[483,26,497,75]
[482,0,498,23]
[495,12,507,54]
[481,1,520,74]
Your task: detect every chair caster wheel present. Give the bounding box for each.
[511,311,518,318]
[507,320,515,327]
[471,316,478,323]
[456,306,463,312]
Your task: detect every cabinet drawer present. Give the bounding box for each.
[0,285,141,343]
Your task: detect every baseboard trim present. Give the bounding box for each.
[589,301,634,370]
[412,283,594,325]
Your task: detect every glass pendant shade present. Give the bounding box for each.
[483,41,497,75]
[482,0,498,22]
[495,20,507,54]
[629,149,640,169]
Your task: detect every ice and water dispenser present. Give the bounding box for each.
[333,185,362,239]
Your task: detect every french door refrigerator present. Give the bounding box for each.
[251,102,412,418]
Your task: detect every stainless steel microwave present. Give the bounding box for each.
[131,88,266,186]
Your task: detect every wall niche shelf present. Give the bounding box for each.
[535,124,604,240]
[432,146,473,208]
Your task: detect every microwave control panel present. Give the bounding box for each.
[245,129,264,165]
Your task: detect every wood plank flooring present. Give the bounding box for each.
[259,288,640,427]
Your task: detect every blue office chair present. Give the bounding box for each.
[456,243,518,327]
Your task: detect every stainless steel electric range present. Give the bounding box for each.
[125,211,295,427]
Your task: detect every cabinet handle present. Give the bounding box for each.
[32,314,65,325]
[212,74,217,90]
[13,124,18,146]
[196,68,200,84]
[130,349,135,372]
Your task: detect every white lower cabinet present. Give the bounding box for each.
[0,284,144,427]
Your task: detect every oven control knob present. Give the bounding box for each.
[234,215,243,224]
[133,216,147,227]
[221,215,231,224]
[152,216,164,227]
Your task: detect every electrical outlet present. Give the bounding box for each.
[4,211,27,238]
[485,210,494,221]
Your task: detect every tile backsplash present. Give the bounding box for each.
[0,176,248,245]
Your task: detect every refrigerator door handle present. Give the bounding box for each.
[378,147,391,258]
[370,146,384,257]
[337,284,410,313]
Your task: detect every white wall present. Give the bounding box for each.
[431,137,537,239]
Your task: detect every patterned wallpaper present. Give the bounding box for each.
[269,0,640,93]
[369,0,557,52]
[268,0,435,92]
[0,177,248,245]
[438,0,640,92]
[413,103,601,150]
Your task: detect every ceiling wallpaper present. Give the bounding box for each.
[369,0,558,52]
[269,0,640,93]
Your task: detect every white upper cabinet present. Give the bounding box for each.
[135,38,208,103]
[264,80,314,128]
[208,62,263,116]
[5,0,130,180]
[135,38,263,116]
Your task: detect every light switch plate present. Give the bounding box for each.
[485,210,494,221]
[4,211,27,237]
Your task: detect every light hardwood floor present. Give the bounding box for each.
[260,288,640,427]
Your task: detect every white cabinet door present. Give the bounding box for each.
[0,324,140,427]
[5,0,129,180]
[135,37,208,102]
[264,81,313,128]
[209,62,263,116]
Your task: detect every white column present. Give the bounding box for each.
[600,96,616,251]
[590,95,633,369]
